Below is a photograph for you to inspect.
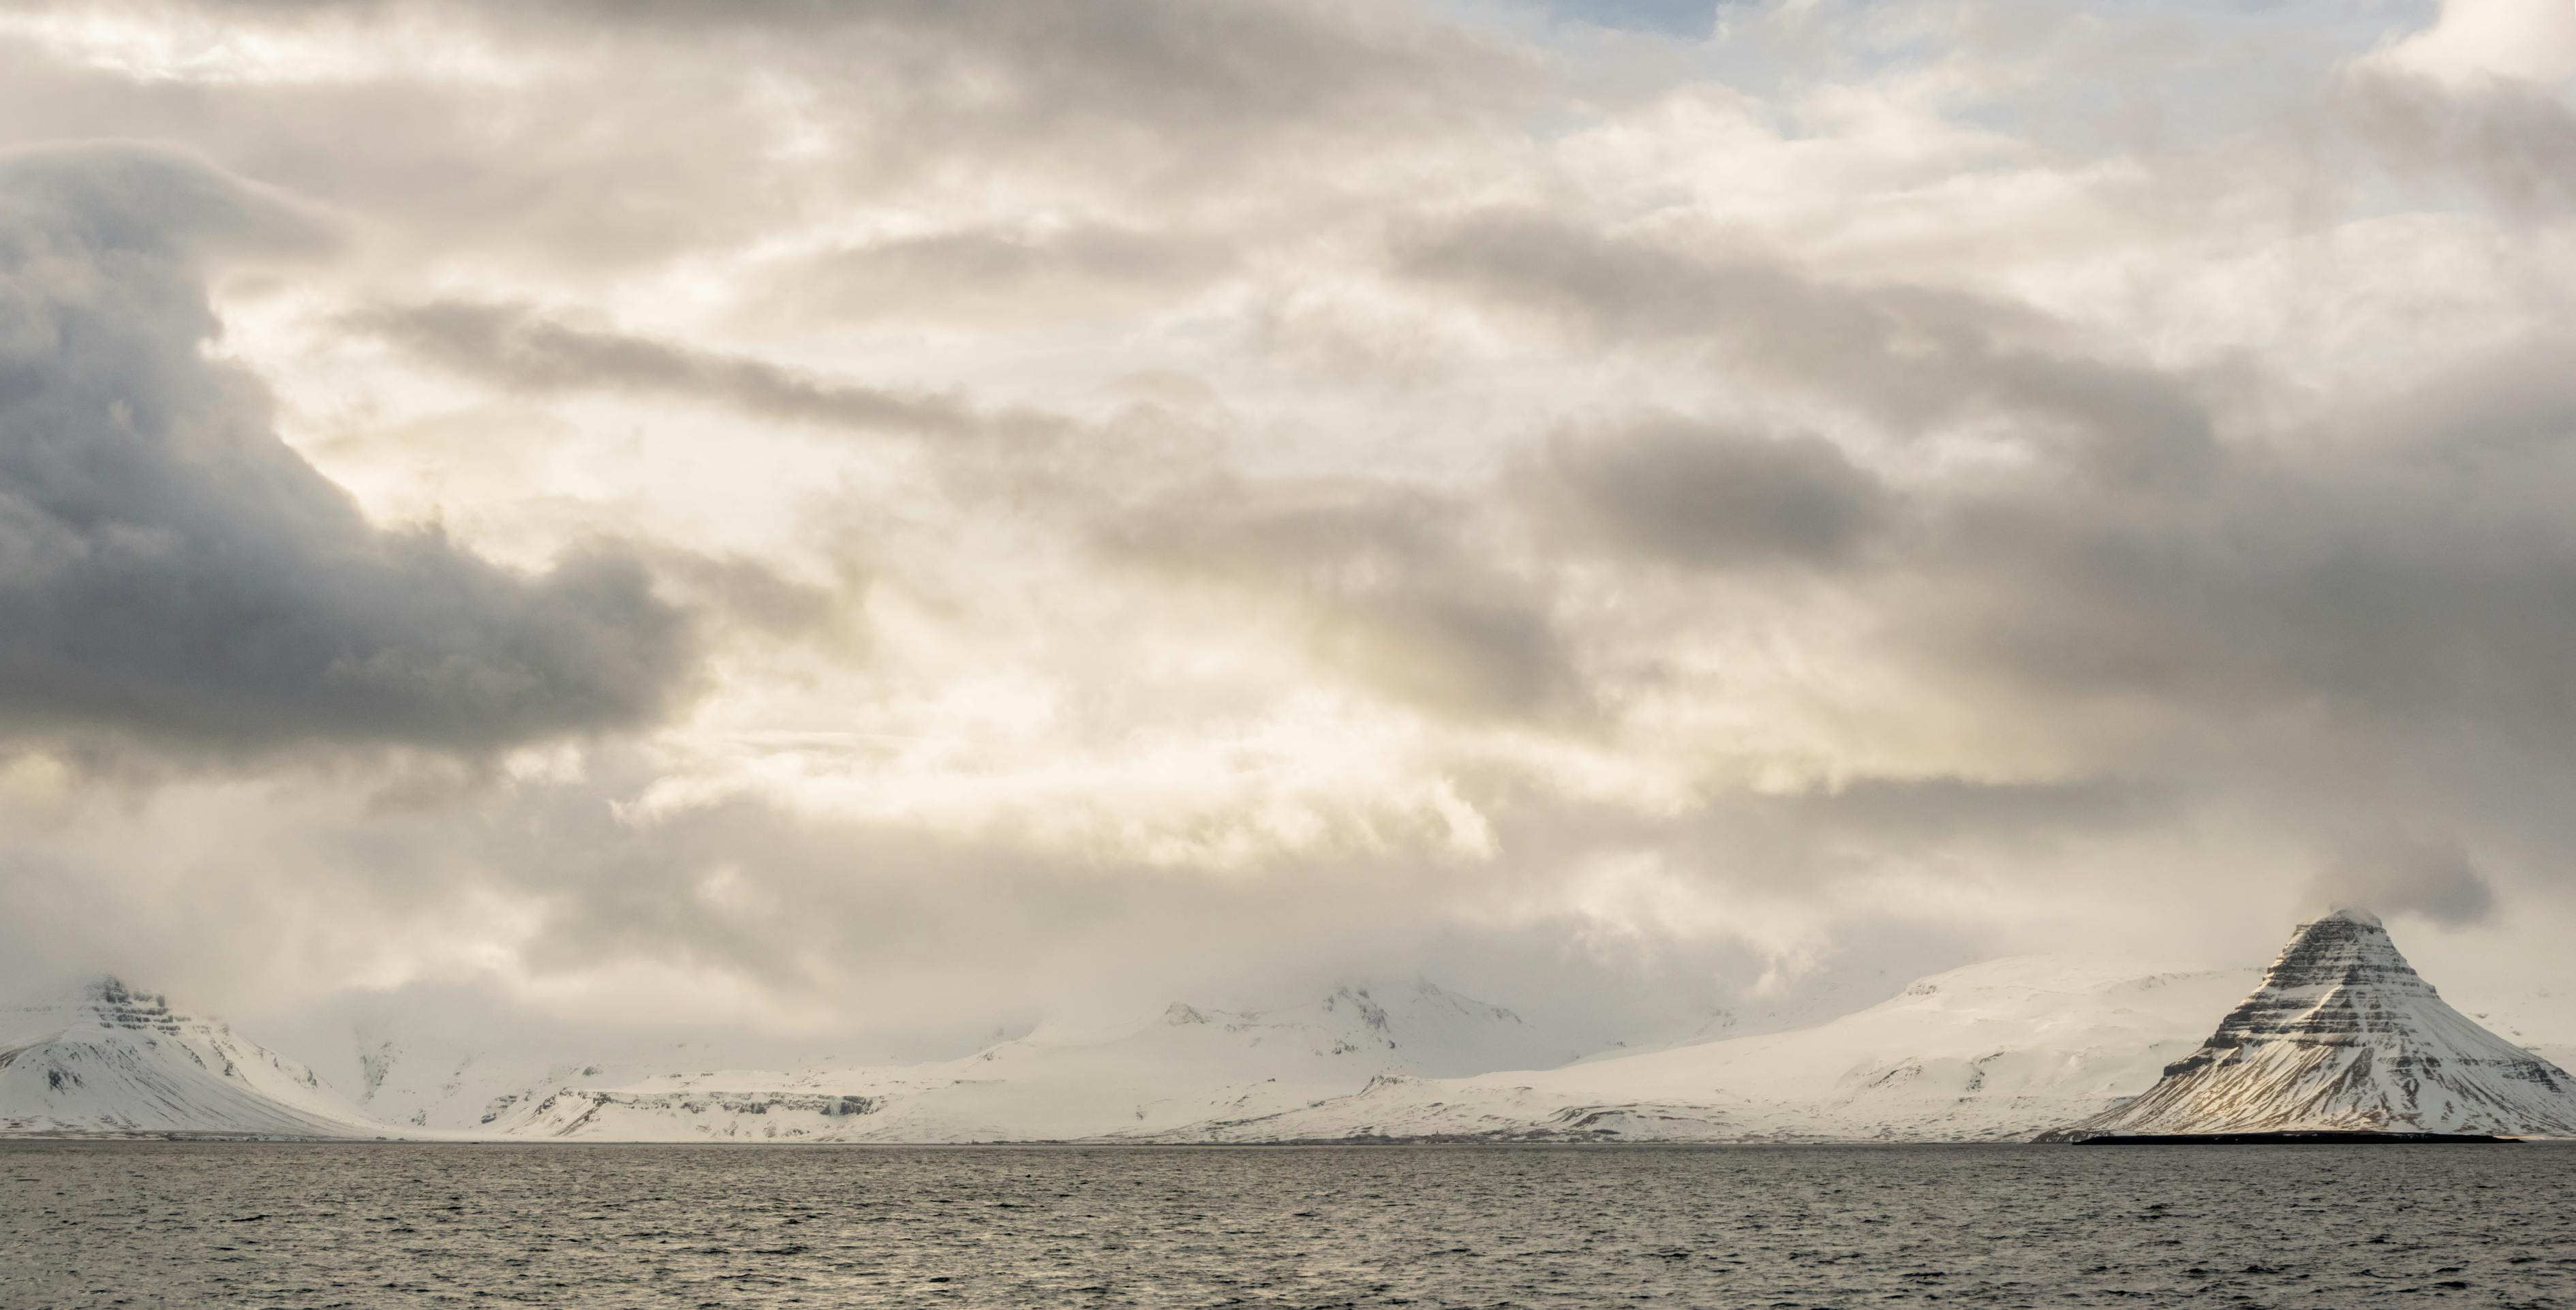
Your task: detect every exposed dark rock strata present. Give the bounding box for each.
[2047,909,2576,1140]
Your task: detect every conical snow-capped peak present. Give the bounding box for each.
[2052,911,2576,1138]
[2184,908,2439,1052]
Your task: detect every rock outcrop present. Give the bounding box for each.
[2051,909,2576,1140]
[0,977,381,1137]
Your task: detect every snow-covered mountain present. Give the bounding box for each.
[2049,909,2576,1139]
[1159,955,2265,1142]
[478,980,1593,1142]
[336,1027,763,1133]
[14,930,2566,1143]
[0,978,384,1138]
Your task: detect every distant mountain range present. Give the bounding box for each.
[9,915,2573,1142]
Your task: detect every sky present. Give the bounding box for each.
[3,0,2575,1057]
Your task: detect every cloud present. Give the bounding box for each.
[1529,416,1893,569]
[2359,0,2576,90]
[9,0,2576,1053]
[5,0,1518,258]
[1541,0,1718,38]
[641,547,867,657]
[1096,476,1584,724]
[403,0,1514,149]
[2335,0,2576,215]
[0,143,694,756]
[1899,345,2576,747]
[2308,837,2498,929]
[354,299,999,439]
[1398,210,2224,490]
[752,221,1240,328]
[2345,71,2576,217]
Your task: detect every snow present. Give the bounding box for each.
[337,1031,744,1133]
[2052,911,2576,1139]
[1170,955,2265,1142]
[9,928,2571,1143]
[476,981,1597,1142]
[0,978,382,1138]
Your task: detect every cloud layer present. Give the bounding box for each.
[3,0,2575,1050]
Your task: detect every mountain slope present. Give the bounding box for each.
[480,980,1591,1142]
[0,978,385,1138]
[2051,909,2576,1139]
[335,1027,763,1133]
[1166,956,2263,1142]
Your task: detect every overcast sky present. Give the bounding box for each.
[3,0,2575,1055]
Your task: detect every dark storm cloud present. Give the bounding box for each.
[2308,837,2498,929]
[1529,416,1893,569]
[1097,477,1583,723]
[0,143,694,755]
[354,300,998,439]
[1908,356,2576,743]
[1398,211,2224,489]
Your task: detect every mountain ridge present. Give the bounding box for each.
[9,930,2570,1142]
[0,976,382,1138]
[2047,909,2576,1140]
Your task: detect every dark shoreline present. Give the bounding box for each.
[10,1122,2555,1142]
[2069,1131,2520,1145]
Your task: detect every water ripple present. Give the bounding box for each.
[4,1141,2573,1307]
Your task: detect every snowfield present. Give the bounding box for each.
[476,982,1596,1142]
[1161,956,2263,1142]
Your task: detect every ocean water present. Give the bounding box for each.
[6,1142,2573,1308]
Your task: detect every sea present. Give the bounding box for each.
[5,1140,2571,1308]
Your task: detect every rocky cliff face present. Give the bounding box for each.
[2053,909,2576,1139]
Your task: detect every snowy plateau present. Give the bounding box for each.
[7,914,2573,1143]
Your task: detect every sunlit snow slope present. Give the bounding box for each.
[1172,957,2264,1142]
[2051,909,2576,1138]
[0,978,384,1137]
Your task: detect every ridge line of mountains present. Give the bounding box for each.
[8,912,2573,1142]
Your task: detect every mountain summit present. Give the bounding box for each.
[0,977,380,1137]
[2051,909,2576,1140]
